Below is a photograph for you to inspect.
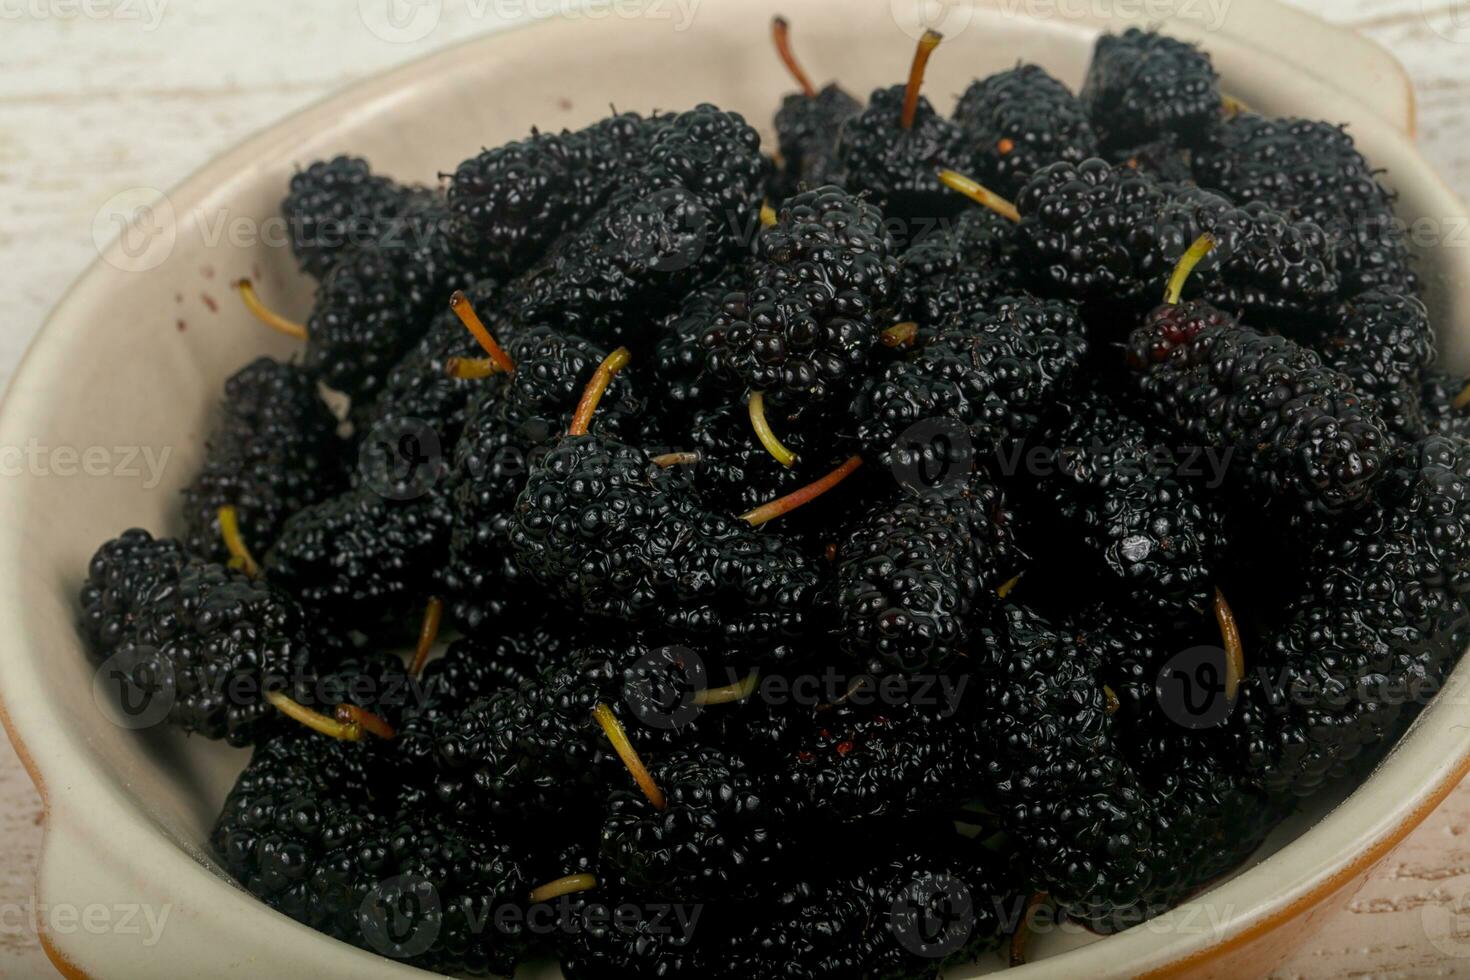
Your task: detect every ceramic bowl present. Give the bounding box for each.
[2,1,1467,977]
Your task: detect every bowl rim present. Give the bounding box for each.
[0,2,1463,978]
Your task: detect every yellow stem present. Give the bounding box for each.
[334,703,397,741]
[236,279,307,341]
[741,455,864,527]
[1164,234,1217,306]
[996,574,1022,600]
[444,356,505,380]
[748,391,798,468]
[591,703,666,810]
[266,690,363,741]
[901,30,943,130]
[449,291,515,373]
[568,347,632,436]
[770,16,816,97]
[695,670,761,706]
[1215,588,1245,701]
[529,874,598,904]
[936,170,1020,223]
[881,321,919,349]
[217,505,260,578]
[407,597,444,679]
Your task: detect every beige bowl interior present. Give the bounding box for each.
[2,1,1468,977]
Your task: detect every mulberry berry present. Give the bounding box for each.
[1081,29,1221,147]
[447,112,658,277]
[1037,389,1228,616]
[282,156,429,279]
[834,474,1023,673]
[955,64,1099,198]
[1127,294,1390,516]
[181,358,346,564]
[304,198,476,399]
[701,184,900,406]
[854,296,1090,467]
[837,33,966,232]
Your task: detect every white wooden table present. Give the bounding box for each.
[1,1,1467,976]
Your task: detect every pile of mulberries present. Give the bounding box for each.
[79,20,1470,976]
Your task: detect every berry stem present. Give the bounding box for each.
[1453,379,1470,411]
[266,690,364,742]
[881,321,919,349]
[335,703,397,741]
[936,170,1021,223]
[997,573,1022,600]
[741,454,864,526]
[770,16,817,98]
[1008,892,1048,967]
[236,279,307,341]
[592,702,667,811]
[901,30,943,131]
[748,391,798,468]
[529,874,599,904]
[1164,234,1218,306]
[1103,684,1120,716]
[760,202,779,228]
[407,596,445,678]
[1222,93,1251,117]
[1214,587,1244,701]
[450,290,516,373]
[695,669,761,706]
[568,347,632,436]
[652,451,701,468]
[217,505,260,578]
[444,356,507,380]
